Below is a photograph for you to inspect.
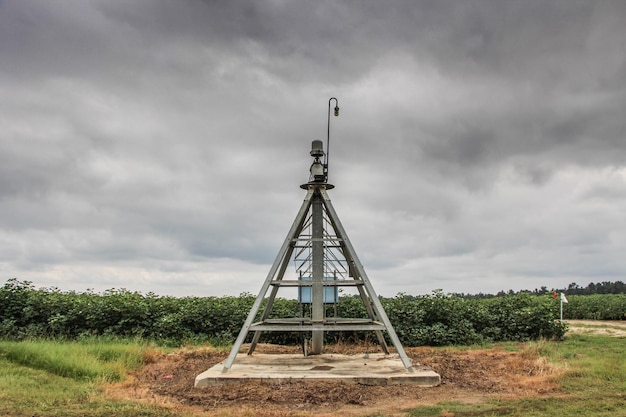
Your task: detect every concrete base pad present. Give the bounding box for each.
[195,353,440,387]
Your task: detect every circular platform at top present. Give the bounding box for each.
[300,182,335,190]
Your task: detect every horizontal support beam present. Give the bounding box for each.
[270,280,364,287]
[248,318,386,331]
[249,323,387,332]
[291,238,344,242]
[293,245,343,248]
[260,318,378,324]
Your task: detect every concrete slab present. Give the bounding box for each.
[195,353,441,387]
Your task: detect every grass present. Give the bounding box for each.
[549,335,626,395]
[0,338,187,417]
[408,334,626,417]
[0,338,154,382]
[1,333,624,416]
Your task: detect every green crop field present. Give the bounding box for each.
[1,280,573,346]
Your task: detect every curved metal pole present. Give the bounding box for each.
[325,97,339,182]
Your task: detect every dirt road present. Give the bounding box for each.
[566,320,626,337]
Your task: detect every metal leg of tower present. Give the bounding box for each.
[248,236,300,354]
[320,188,414,372]
[354,284,390,354]
[310,191,325,354]
[222,189,314,372]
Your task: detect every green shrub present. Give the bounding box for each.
[562,294,626,320]
[0,279,574,346]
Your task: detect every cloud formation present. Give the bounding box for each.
[1,0,625,296]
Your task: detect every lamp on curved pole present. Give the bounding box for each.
[325,97,339,182]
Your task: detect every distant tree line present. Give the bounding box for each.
[453,281,626,299]
[561,281,625,295]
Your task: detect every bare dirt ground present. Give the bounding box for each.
[566,320,626,337]
[106,342,563,417]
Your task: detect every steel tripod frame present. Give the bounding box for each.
[221,183,414,373]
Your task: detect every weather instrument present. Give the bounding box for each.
[218,98,414,373]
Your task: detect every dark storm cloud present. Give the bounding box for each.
[1,0,625,296]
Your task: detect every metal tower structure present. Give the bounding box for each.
[221,99,414,373]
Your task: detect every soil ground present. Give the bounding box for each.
[566,319,626,337]
[107,341,563,416]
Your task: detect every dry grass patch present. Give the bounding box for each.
[107,342,564,416]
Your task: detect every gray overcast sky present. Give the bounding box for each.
[1,0,625,297]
